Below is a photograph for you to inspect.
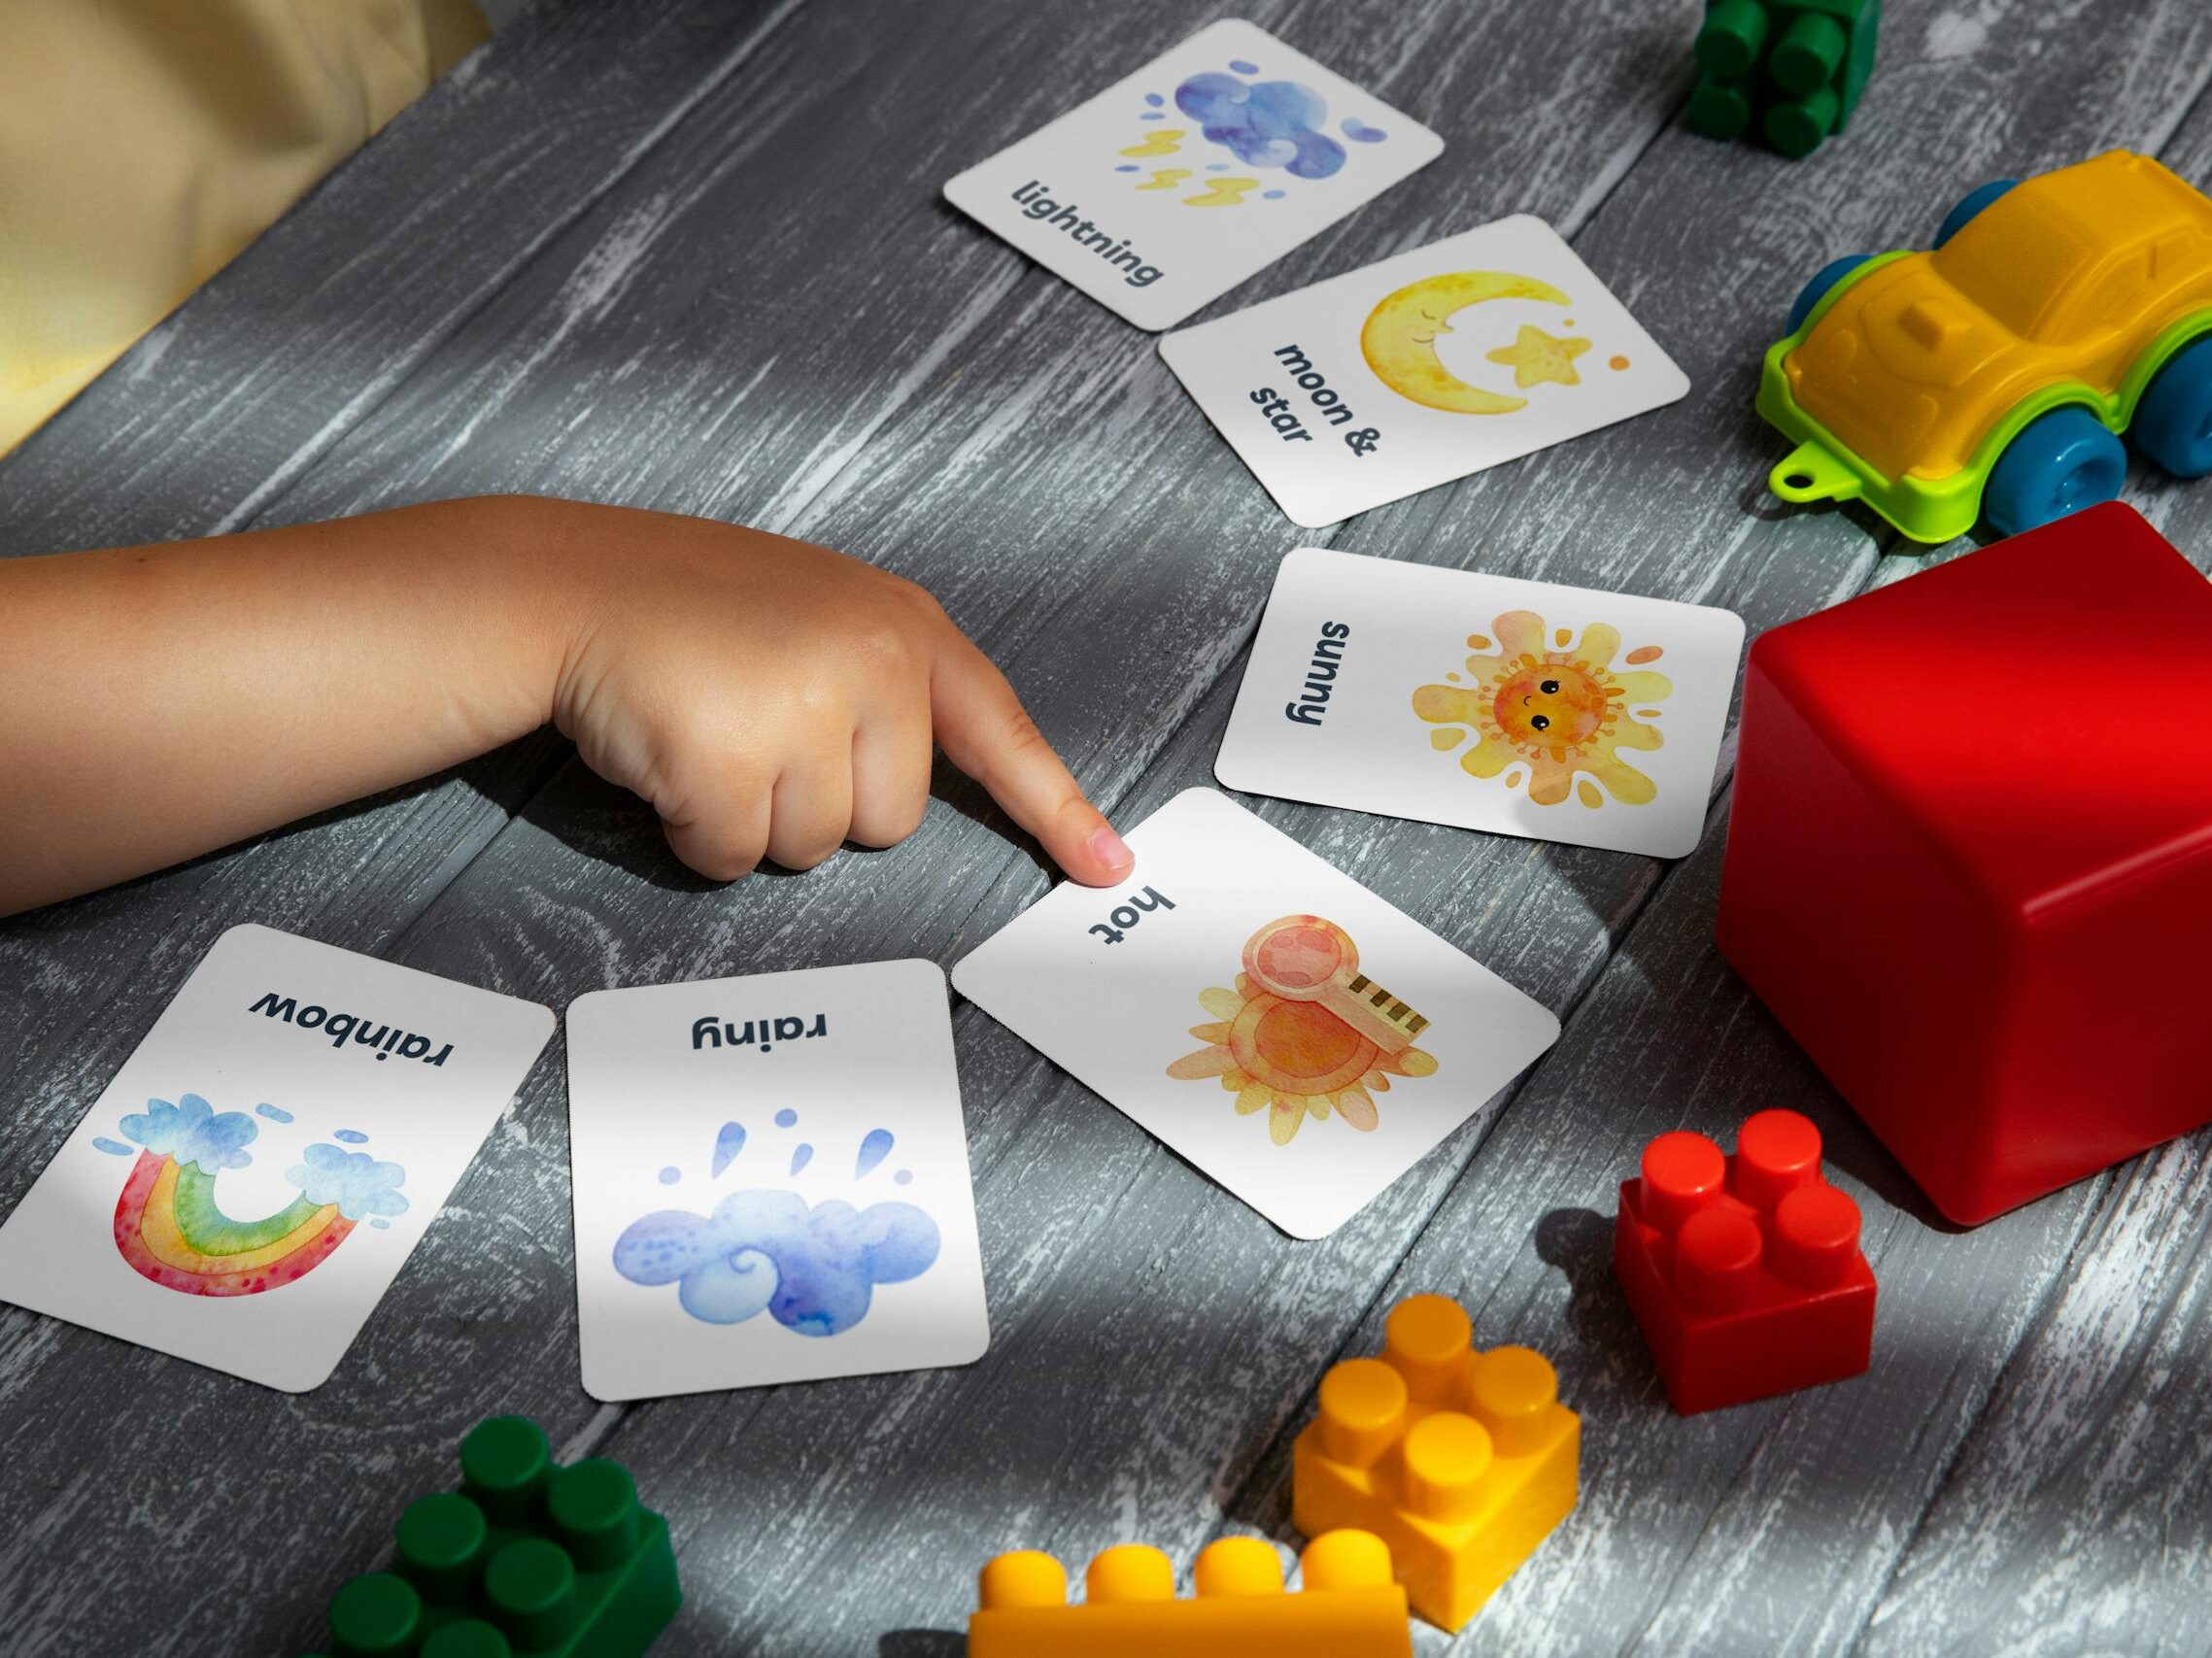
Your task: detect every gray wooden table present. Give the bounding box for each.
[5,2,2209,1652]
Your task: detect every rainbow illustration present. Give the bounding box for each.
[100,1095,407,1298]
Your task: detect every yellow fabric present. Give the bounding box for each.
[0,0,489,457]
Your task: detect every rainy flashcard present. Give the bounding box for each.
[950,789,1560,1239]
[942,18,1443,330]
[1216,550,1747,858]
[1157,216,1691,525]
[0,924,555,1393]
[565,959,989,1402]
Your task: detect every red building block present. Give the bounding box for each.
[1615,1109,1875,1413]
[1717,503,2212,1224]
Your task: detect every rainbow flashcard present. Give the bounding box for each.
[0,926,553,1392]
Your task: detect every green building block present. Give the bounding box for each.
[1687,0,1881,159]
[302,1416,681,1658]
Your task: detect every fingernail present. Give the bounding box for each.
[1087,825,1134,872]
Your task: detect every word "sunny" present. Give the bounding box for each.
[1284,621,1350,726]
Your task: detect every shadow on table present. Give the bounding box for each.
[879,1631,965,1657]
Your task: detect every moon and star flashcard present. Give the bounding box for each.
[1159,217,1691,526]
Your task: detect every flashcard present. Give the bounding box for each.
[1217,549,1747,858]
[943,18,1442,330]
[951,790,1559,1239]
[1158,216,1690,524]
[0,925,553,1392]
[566,959,988,1402]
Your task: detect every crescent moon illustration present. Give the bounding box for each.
[1359,271,1572,415]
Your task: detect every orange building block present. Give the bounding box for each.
[1292,1294,1579,1632]
[967,1529,1411,1658]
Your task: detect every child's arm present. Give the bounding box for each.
[0,495,1135,917]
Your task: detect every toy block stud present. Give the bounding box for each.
[1687,0,1881,158]
[1291,1294,1579,1633]
[967,1532,1412,1657]
[1614,1111,1876,1413]
[302,1416,679,1658]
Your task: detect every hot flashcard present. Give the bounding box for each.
[1217,548,1746,857]
[1158,216,1690,524]
[0,925,554,1392]
[943,18,1443,330]
[950,789,1559,1238]
[567,959,988,1401]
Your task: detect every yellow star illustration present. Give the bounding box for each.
[1485,324,1591,389]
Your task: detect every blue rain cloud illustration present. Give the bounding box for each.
[1174,71,1349,180]
[613,1189,938,1337]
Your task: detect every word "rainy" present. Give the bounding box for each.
[693,1014,830,1053]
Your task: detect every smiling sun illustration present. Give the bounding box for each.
[1166,916,1438,1147]
[1414,611,1671,807]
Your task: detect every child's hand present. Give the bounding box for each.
[0,495,1133,916]
[531,500,1134,885]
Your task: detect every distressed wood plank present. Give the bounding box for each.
[172,2,1719,1654]
[0,0,805,1203]
[0,0,806,1417]
[0,0,1685,1650]
[1281,25,2212,1656]
[6,3,2212,1657]
[554,5,2212,1655]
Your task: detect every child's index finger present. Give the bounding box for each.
[929,631,1133,888]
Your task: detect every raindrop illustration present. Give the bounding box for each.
[659,1167,681,1186]
[856,1129,895,1180]
[712,1120,746,1176]
[774,1108,799,1129]
[789,1143,814,1176]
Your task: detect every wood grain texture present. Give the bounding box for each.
[5,0,2212,1653]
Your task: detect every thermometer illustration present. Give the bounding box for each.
[1241,915,1428,1054]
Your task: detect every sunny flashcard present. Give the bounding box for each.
[1216,549,1747,857]
[950,790,1559,1239]
[566,959,988,1402]
[942,18,1443,330]
[1157,216,1691,524]
[0,925,554,1392]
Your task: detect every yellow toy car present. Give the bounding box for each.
[1758,150,2212,542]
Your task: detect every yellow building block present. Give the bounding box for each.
[1292,1294,1580,1632]
[967,1529,1412,1658]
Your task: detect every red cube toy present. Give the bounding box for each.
[1615,1109,1875,1414]
[1718,503,2212,1225]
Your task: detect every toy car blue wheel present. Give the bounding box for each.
[1787,255,1871,333]
[2131,335,2212,478]
[1985,407,2126,539]
[1933,180,2017,249]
